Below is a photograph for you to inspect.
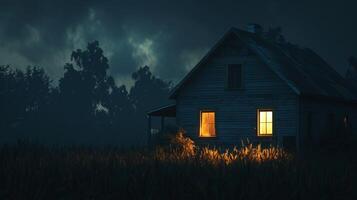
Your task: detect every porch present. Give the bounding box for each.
[147,104,176,145]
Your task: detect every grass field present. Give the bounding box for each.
[0,133,356,200]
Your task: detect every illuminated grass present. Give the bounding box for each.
[154,132,291,165]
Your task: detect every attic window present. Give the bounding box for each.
[199,111,216,137]
[227,64,242,89]
[257,110,273,136]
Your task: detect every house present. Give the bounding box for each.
[148,25,357,151]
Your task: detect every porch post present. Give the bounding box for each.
[148,115,152,146]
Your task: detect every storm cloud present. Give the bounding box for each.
[0,0,356,86]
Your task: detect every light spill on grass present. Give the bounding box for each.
[154,132,291,165]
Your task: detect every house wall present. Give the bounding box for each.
[299,98,357,149]
[175,36,299,148]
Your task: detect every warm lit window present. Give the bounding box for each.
[258,110,273,136]
[200,111,216,137]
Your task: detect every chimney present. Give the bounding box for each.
[246,24,263,35]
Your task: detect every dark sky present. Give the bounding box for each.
[0,0,356,86]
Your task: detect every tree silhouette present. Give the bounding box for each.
[106,84,132,124]
[0,65,53,141]
[23,67,52,138]
[102,84,134,143]
[1,41,173,146]
[0,66,25,135]
[129,66,172,144]
[60,41,112,115]
[58,41,115,143]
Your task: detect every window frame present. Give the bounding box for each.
[226,64,243,90]
[257,109,274,137]
[199,110,217,138]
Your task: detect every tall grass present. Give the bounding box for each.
[0,134,355,200]
[155,132,291,165]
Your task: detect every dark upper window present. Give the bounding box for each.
[227,64,242,89]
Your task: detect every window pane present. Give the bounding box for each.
[267,122,273,134]
[201,123,208,137]
[210,112,216,136]
[210,112,215,124]
[228,68,234,88]
[200,112,216,137]
[260,112,266,123]
[209,122,216,136]
[259,122,266,134]
[202,113,208,125]
[267,111,273,122]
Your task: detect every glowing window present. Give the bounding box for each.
[258,110,273,136]
[199,111,216,137]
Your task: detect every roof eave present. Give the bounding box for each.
[168,27,238,99]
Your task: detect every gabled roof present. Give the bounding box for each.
[169,27,357,102]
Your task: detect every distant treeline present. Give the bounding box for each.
[0,41,172,146]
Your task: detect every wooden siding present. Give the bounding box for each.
[175,37,298,147]
[299,98,357,148]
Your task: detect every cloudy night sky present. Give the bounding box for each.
[0,0,356,86]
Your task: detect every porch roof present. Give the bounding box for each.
[147,104,176,117]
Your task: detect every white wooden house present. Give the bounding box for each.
[148,26,357,151]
